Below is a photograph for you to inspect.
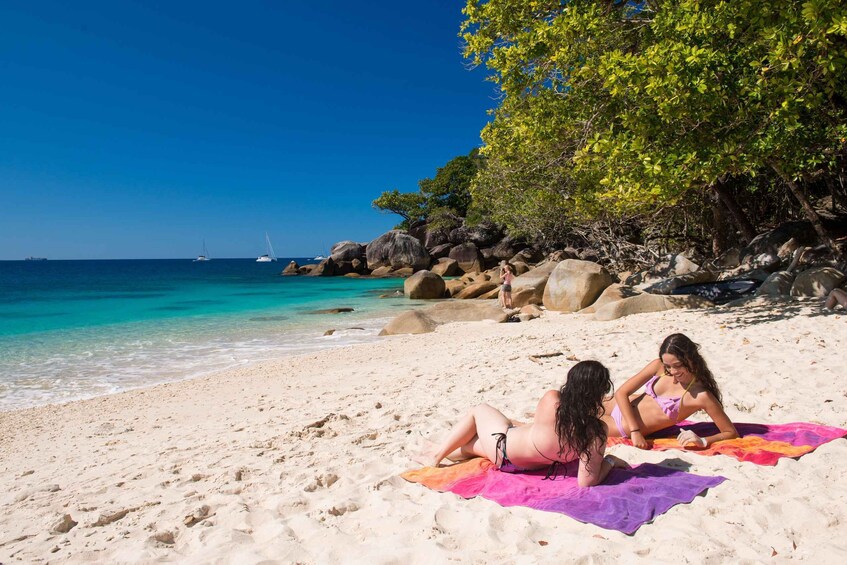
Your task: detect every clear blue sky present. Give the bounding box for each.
[0,1,493,259]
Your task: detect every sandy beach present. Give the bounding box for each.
[2,300,846,563]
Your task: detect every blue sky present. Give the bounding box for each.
[0,1,493,259]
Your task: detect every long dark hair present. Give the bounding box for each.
[555,360,612,462]
[659,333,722,405]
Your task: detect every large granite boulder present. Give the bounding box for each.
[424,301,510,324]
[542,260,613,312]
[713,248,741,268]
[511,247,544,264]
[578,248,601,263]
[445,279,467,297]
[366,230,431,271]
[642,270,718,295]
[511,261,559,307]
[594,293,712,321]
[756,272,795,297]
[378,310,438,336]
[431,257,461,277]
[428,243,453,260]
[510,261,531,275]
[330,241,366,263]
[791,267,845,297]
[626,254,700,287]
[547,249,579,262]
[369,265,393,277]
[408,220,428,245]
[282,261,299,276]
[739,221,816,265]
[424,227,450,249]
[448,226,470,245]
[404,270,447,299]
[489,237,527,261]
[466,221,504,248]
[580,284,641,314]
[478,287,501,300]
[744,252,782,272]
[455,281,498,299]
[308,257,339,276]
[449,243,484,274]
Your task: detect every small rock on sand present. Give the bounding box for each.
[51,514,78,534]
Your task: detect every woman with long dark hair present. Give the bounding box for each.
[602,333,738,449]
[427,361,628,487]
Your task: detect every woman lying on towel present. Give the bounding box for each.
[602,333,738,449]
[428,360,628,487]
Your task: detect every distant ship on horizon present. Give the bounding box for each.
[25,257,47,261]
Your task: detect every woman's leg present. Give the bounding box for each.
[430,404,511,467]
[504,291,512,308]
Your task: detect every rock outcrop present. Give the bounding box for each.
[542,260,613,312]
[330,241,366,263]
[580,284,641,314]
[510,262,558,307]
[449,243,484,274]
[594,293,712,321]
[430,258,461,277]
[790,267,845,297]
[378,300,509,335]
[378,310,439,336]
[404,270,447,299]
[366,230,431,271]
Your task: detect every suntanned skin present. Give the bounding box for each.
[601,355,738,449]
[430,392,627,487]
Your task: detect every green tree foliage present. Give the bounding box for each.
[373,150,484,228]
[371,189,426,230]
[462,0,847,251]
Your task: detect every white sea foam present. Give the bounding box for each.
[0,310,399,412]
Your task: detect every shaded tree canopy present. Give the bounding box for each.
[461,0,847,254]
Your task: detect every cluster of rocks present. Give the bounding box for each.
[281,220,588,278]
[378,220,845,335]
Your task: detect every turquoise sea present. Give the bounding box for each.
[0,259,411,411]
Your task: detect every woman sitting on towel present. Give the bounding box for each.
[602,333,738,449]
[428,360,628,487]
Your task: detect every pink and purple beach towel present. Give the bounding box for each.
[403,422,845,533]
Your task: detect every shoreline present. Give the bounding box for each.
[2,304,846,561]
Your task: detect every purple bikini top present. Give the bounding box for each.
[645,375,683,421]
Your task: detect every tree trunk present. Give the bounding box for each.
[709,190,732,256]
[772,163,844,261]
[825,175,847,212]
[711,181,757,243]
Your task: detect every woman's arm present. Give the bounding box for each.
[678,395,739,447]
[613,359,663,448]
[576,441,628,487]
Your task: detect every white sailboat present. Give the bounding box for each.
[193,240,211,262]
[256,232,277,262]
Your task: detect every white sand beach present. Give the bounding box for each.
[2,301,846,563]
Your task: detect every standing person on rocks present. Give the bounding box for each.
[602,333,738,448]
[500,263,514,309]
[423,361,629,487]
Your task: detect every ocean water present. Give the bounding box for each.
[0,259,412,411]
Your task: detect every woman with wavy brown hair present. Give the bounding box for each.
[602,333,738,449]
[426,361,628,487]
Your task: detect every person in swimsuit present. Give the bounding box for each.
[601,333,738,449]
[499,263,514,308]
[427,361,628,487]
